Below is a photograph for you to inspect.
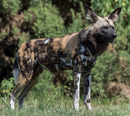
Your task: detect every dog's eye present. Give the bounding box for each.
[102,26,108,29]
[111,26,115,29]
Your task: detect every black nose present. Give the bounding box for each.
[112,33,117,38]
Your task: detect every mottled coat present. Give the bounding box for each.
[9,5,121,110]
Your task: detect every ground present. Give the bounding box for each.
[0,92,130,116]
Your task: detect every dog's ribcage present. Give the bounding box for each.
[34,38,97,74]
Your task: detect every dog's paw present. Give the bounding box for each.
[87,103,92,110]
[10,97,15,110]
[74,102,79,111]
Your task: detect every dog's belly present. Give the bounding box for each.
[36,56,73,74]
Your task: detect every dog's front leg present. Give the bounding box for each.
[73,71,81,110]
[82,73,92,110]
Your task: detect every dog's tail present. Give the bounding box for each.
[13,55,20,85]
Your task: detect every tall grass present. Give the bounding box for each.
[0,92,130,116]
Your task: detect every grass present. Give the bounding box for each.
[0,92,130,116]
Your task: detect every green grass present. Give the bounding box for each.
[0,93,130,116]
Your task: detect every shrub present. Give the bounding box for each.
[23,0,66,39]
[0,0,21,14]
[31,70,61,99]
[0,77,14,97]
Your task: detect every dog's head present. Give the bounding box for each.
[86,5,121,43]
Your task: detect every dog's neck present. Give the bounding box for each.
[79,30,109,56]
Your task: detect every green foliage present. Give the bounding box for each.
[18,32,30,46]
[91,51,116,97]
[0,33,8,41]
[67,2,89,33]
[24,1,66,38]
[68,0,87,6]
[0,77,14,96]
[31,70,61,99]
[11,27,19,35]
[0,0,21,14]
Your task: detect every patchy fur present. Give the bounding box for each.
[9,5,121,110]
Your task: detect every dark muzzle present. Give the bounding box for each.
[112,33,117,38]
[109,33,117,43]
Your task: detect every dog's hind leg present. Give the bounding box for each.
[9,69,34,109]
[10,57,19,109]
[18,64,43,109]
[9,49,35,109]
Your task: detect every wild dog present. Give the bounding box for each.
[9,5,121,110]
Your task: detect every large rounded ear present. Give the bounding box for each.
[108,7,122,23]
[85,5,98,23]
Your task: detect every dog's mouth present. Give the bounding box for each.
[100,37,115,43]
[108,38,114,43]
